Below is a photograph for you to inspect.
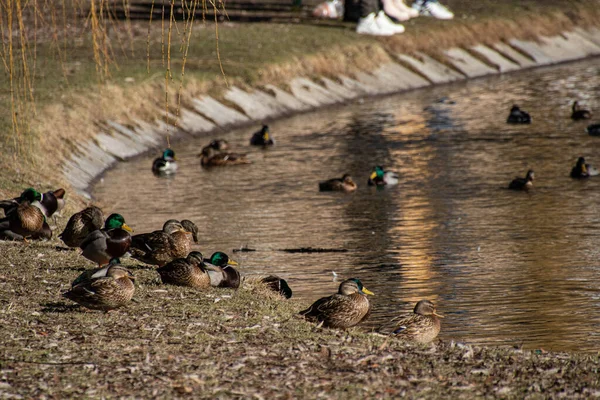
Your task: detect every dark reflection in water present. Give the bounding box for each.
[94,58,600,352]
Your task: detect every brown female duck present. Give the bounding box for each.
[378,299,443,343]
[319,174,358,192]
[129,220,193,266]
[60,206,104,247]
[157,251,211,288]
[200,146,251,167]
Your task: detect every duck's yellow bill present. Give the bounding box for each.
[264,132,270,141]
[433,311,444,318]
[370,172,377,180]
[228,259,239,266]
[362,288,374,296]
[122,224,134,233]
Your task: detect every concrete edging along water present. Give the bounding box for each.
[63,26,600,198]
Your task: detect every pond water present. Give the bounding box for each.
[93,58,600,352]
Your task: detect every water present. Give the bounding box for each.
[93,58,600,352]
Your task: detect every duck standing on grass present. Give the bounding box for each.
[299,278,373,329]
[63,259,136,311]
[80,213,133,266]
[152,148,178,175]
[368,166,399,187]
[571,101,592,120]
[378,300,443,343]
[570,157,599,179]
[319,174,358,192]
[506,105,531,124]
[250,125,275,146]
[508,170,534,190]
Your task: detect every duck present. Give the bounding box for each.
[80,213,133,266]
[181,219,199,244]
[250,125,274,146]
[377,300,443,343]
[129,220,193,266]
[59,206,104,247]
[570,157,599,179]
[201,139,230,154]
[62,260,135,311]
[200,146,251,167]
[152,148,178,175]
[587,123,600,136]
[571,101,592,120]
[506,105,531,124]
[203,251,241,289]
[368,166,399,187]
[260,275,292,298]
[299,278,373,329]
[0,188,45,241]
[508,170,534,190]
[157,251,212,289]
[319,174,358,192]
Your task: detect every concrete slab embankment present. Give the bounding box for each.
[63,28,600,197]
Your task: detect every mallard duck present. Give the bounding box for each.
[0,187,64,219]
[62,260,135,311]
[200,147,251,167]
[570,157,599,179]
[319,174,357,192]
[80,213,133,266]
[152,148,178,175]
[260,275,292,298]
[587,123,600,136]
[368,166,399,186]
[508,170,534,190]
[250,125,274,146]
[204,251,240,289]
[129,220,193,266]
[378,300,443,343]
[201,139,230,153]
[506,105,531,124]
[157,251,211,289]
[59,206,104,247]
[181,219,199,244]
[299,278,373,329]
[571,101,592,120]
[0,188,45,241]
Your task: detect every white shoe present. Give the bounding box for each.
[376,11,406,34]
[412,0,454,19]
[381,0,410,21]
[394,0,419,18]
[356,12,395,36]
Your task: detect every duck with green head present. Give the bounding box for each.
[378,300,443,343]
[250,125,274,146]
[0,188,45,241]
[129,220,194,267]
[63,259,136,311]
[203,251,241,289]
[368,166,399,187]
[80,213,133,266]
[299,278,373,329]
[152,148,178,175]
[157,251,212,289]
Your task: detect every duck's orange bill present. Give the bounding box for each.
[433,311,444,318]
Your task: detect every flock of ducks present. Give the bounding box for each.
[507,101,600,190]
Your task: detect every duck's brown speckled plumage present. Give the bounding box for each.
[157,252,210,288]
[60,206,104,247]
[63,264,135,311]
[319,174,357,192]
[200,147,250,167]
[378,300,442,343]
[299,278,373,329]
[130,220,193,266]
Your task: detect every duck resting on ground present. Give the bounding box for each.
[508,170,535,190]
[570,157,599,179]
[250,125,275,146]
[299,278,373,329]
[152,148,178,175]
[571,101,592,121]
[0,188,46,241]
[157,251,212,289]
[506,105,531,124]
[368,166,399,187]
[260,275,293,298]
[80,213,133,266]
[378,299,443,343]
[59,206,104,248]
[319,174,358,192]
[129,220,194,267]
[203,251,241,289]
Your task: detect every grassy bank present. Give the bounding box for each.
[1,238,600,398]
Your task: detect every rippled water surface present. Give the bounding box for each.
[94,59,600,352]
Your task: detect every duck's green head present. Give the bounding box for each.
[209,251,238,267]
[20,188,42,202]
[370,166,385,181]
[163,148,176,160]
[340,278,374,296]
[104,213,133,232]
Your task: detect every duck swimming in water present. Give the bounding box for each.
[201,139,230,154]
[250,125,274,146]
[378,299,443,344]
[570,157,599,179]
[319,174,358,192]
[506,105,531,124]
[508,170,534,190]
[571,101,592,121]
[152,148,178,175]
[368,166,399,187]
[586,123,600,136]
[200,146,251,167]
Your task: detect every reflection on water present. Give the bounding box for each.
[94,59,600,352]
